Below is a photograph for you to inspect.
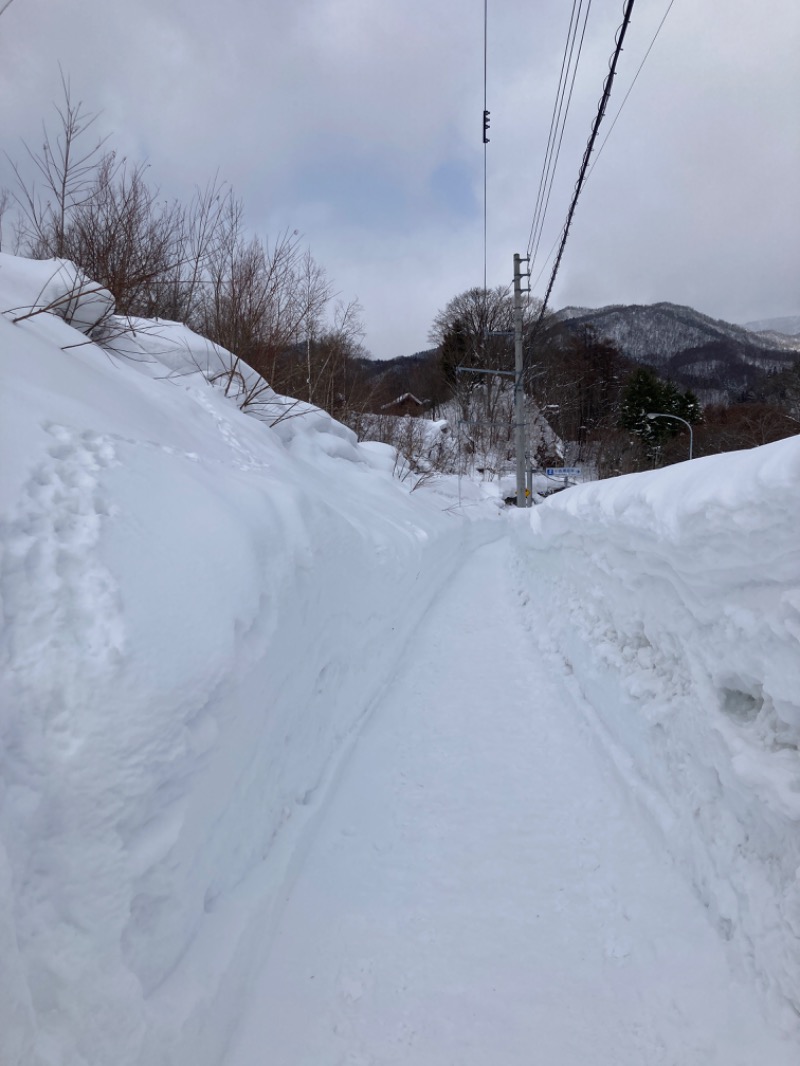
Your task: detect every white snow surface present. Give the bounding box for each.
[514,445,800,1016]
[226,538,796,1065]
[0,252,115,335]
[0,256,498,1064]
[1,253,798,1063]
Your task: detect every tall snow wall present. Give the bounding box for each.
[513,439,800,1017]
[0,255,499,1065]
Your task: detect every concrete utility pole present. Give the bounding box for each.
[513,253,530,506]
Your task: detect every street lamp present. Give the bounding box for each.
[645,412,693,460]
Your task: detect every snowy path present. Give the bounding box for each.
[226,538,793,1065]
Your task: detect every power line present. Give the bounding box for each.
[530,230,563,292]
[585,0,677,183]
[526,0,593,267]
[527,0,592,267]
[528,0,593,272]
[529,0,676,297]
[537,0,637,320]
[526,0,583,258]
[483,0,489,296]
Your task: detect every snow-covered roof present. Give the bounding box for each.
[380,392,427,410]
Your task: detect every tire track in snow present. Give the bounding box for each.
[225,537,796,1066]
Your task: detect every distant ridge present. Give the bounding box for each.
[743,314,800,338]
[552,301,799,403]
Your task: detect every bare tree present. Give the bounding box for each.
[57,156,187,316]
[6,82,373,433]
[139,175,229,323]
[304,297,367,418]
[0,187,10,251]
[9,72,108,259]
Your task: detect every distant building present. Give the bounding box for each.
[379,393,428,417]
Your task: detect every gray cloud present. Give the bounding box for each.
[1,0,797,357]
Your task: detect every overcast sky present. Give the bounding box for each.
[1,0,798,358]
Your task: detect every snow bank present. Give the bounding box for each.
[513,442,800,1016]
[0,252,114,334]
[0,254,498,1065]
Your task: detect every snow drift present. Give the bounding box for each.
[513,442,800,1015]
[0,255,498,1065]
[0,252,114,335]
[3,250,798,1062]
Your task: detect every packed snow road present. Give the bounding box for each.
[3,254,798,1065]
[226,538,793,1066]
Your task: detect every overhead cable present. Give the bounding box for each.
[585,0,677,183]
[526,0,593,269]
[525,0,583,259]
[537,0,637,321]
[529,0,676,300]
[483,0,489,296]
[528,4,592,273]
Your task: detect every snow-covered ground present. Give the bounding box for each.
[1,253,799,1063]
[225,537,796,1065]
[0,254,500,1064]
[512,446,800,1019]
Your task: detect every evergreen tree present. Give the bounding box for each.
[619,367,699,461]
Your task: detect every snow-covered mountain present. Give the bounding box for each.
[554,301,799,400]
[744,314,800,337]
[556,301,800,360]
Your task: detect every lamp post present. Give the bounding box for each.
[645,412,693,460]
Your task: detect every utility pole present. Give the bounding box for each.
[513,253,530,506]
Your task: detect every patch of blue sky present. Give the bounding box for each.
[279,144,479,232]
[428,158,479,219]
[287,153,413,230]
